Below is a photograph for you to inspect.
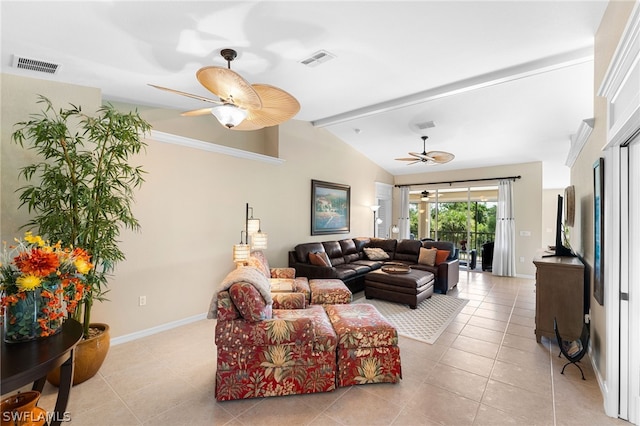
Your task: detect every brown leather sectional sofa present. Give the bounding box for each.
[288,237,459,294]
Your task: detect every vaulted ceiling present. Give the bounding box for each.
[1,1,609,188]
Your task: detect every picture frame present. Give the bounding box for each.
[593,158,604,306]
[311,180,350,235]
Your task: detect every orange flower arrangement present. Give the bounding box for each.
[1,232,93,342]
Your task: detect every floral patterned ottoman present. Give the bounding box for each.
[324,303,402,386]
[309,279,352,305]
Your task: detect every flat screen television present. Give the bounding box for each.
[544,194,575,257]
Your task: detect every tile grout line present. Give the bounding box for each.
[96,370,143,425]
[469,279,518,423]
[549,336,557,426]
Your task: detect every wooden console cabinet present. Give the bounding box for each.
[533,254,585,342]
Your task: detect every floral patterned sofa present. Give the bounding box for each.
[210,253,401,401]
[214,284,338,400]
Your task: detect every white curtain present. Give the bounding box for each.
[493,179,516,276]
[399,186,410,239]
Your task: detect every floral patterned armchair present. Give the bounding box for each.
[214,282,337,401]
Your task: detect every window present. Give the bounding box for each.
[412,186,498,252]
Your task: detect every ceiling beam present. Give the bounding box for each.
[312,47,594,128]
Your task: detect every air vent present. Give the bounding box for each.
[299,50,335,67]
[12,55,61,74]
[416,121,436,130]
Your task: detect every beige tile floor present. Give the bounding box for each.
[28,271,628,425]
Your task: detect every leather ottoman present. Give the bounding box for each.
[309,279,352,305]
[324,303,401,387]
[364,268,434,309]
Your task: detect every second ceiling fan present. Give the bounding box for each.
[395,136,454,165]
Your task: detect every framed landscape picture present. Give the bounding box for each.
[311,180,350,235]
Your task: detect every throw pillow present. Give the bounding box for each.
[309,251,332,267]
[418,247,438,266]
[435,250,451,265]
[228,282,272,322]
[363,247,390,260]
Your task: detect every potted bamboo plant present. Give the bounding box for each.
[11,95,151,384]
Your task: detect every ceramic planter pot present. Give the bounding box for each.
[1,391,40,426]
[46,323,110,386]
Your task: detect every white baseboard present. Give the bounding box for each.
[591,345,616,418]
[110,312,208,346]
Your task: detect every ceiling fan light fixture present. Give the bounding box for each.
[210,103,248,128]
[421,191,430,201]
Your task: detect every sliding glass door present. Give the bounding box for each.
[410,186,498,268]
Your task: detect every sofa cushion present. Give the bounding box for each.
[332,266,358,281]
[339,239,360,263]
[309,251,332,267]
[363,247,390,260]
[295,242,325,265]
[229,282,273,322]
[394,239,422,262]
[353,237,370,258]
[411,263,438,274]
[323,241,346,266]
[351,259,385,269]
[435,250,451,265]
[418,247,438,266]
[367,238,397,258]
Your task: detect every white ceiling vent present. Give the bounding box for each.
[299,50,335,67]
[12,55,61,74]
[416,121,436,130]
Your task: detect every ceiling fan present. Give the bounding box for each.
[395,136,455,165]
[149,48,300,131]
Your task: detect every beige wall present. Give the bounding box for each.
[570,0,636,381]
[395,162,543,276]
[1,73,393,338]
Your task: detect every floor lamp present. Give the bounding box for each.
[370,205,382,237]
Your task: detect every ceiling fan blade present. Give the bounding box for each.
[231,84,300,131]
[426,151,455,163]
[395,157,418,161]
[196,66,262,110]
[409,151,432,160]
[407,152,426,158]
[180,108,215,117]
[148,84,223,105]
[407,160,422,165]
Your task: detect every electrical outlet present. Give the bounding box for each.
[139,296,146,306]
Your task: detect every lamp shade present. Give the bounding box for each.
[247,218,261,236]
[251,231,268,250]
[233,243,250,263]
[370,205,380,212]
[391,225,399,234]
[210,104,248,128]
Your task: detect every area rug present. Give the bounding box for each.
[354,294,468,344]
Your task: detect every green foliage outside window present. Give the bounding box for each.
[409,200,497,248]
